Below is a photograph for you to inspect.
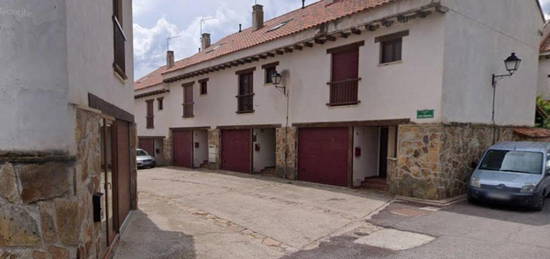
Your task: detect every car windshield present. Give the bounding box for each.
[479,150,543,175]
[137,150,148,156]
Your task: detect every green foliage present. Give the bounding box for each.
[536,96,550,128]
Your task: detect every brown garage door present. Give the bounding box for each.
[298,127,349,186]
[138,138,155,157]
[221,129,252,174]
[173,130,193,168]
[115,120,131,227]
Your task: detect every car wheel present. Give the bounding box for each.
[533,192,545,211]
[467,194,477,204]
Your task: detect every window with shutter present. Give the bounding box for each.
[182,83,194,118]
[376,30,408,64]
[113,0,127,79]
[146,100,154,129]
[236,68,255,113]
[157,97,163,110]
[199,79,208,95]
[327,42,363,106]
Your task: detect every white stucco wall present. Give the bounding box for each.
[136,9,446,137]
[253,128,276,173]
[0,0,134,152]
[440,0,543,126]
[0,0,73,151]
[66,0,134,113]
[538,57,550,99]
[353,127,380,187]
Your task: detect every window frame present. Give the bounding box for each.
[112,0,127,80]
[235,67,256,114]
[326,41,363,106]
[375,30,409,65]
[146,99,154,129]
[199,78,209,95]
[182,82,195,118]
[262,62,279,84]
[157,97,163,111]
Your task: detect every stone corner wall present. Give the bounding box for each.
[0,108,105,259]
[391,123,516,200]
[164,132,173,166]
[275,127,297,180]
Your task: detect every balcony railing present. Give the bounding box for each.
[113,16,127,79]
[183,103,194,118]
[146,116,154,129]
[236,94,254,113]
[327,78,361,106]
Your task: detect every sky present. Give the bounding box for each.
[133,0,550,80]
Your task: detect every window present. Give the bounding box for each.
[376,30,409,64]
[236,68,255,113]
[182,83,194,118]
[113,0,127,79]
[199,79,208,95]
[326,41,363,106]
[262,62,279,84]
[157,97,163,110]
[480,150,543,175]
[146,99,154,129]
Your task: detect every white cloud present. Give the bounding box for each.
[132,0,301,79]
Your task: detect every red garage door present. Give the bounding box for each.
[221,129,251,174]
[173,130,193,168]
[138,138,155,157]
[298,127,350,186]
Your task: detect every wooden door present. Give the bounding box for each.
[173,130,193,168]
[221,129,252,174]
[298,127,349,186]
[114,120,131,228]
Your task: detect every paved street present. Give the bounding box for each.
[114,167,549,259]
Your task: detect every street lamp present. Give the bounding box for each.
[491,52,522,143]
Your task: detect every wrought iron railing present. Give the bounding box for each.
[183,103,194,118]
[327,78,361,106]
[237,94,254,113]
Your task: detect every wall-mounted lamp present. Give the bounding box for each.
[272,70,286,94]
[491,52,522,143]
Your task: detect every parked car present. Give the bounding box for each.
[468,142,550,211]
[137,148,156,169]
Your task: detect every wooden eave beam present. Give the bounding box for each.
[351,27,362,35]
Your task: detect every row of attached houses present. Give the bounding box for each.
[1,0,136,258]
[135,0,545,201]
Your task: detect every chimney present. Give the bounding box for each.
[252,4,264,30]
[166,50,174,68]
[201,33,211,51]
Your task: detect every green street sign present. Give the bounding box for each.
[417,109,434,119]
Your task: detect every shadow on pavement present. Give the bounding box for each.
[114,210,196,259]
[442,199,550,226]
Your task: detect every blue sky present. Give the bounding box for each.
[133,0,550,80]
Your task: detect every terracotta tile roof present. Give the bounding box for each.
[135,0,398,91]
[166,0,397,73]
[135,65,167,90]
[514,128,550,138]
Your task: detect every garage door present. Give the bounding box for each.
[138,138,155,157]
[298,127,349,186]
[221,129,251,174]
[173,130,193,168]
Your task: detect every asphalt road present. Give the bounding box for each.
[283,199,550,259]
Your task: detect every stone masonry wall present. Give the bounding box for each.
[392,123,516,200]
[207,129,221,170]
[164,132,173,165]
[0,108,104,258]
[275,127,297,180]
